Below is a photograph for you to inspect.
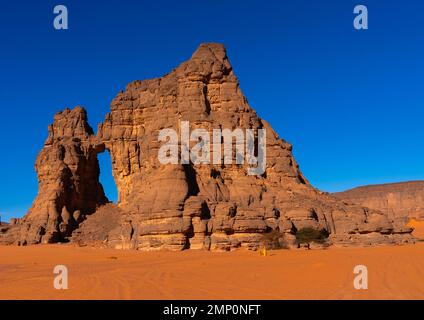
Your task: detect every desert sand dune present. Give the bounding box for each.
[409,219,424,239]
[1,242,424,300]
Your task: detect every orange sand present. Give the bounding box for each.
[1,242,424,300]
[408,219,424,239]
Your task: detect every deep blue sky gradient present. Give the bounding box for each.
[1,0,423,221]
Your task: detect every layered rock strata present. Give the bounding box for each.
[334,181,424,221]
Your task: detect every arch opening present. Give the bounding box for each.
[98,150,118,204]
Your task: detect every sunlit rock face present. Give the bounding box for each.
[0,43,415,250]
[334,181,424,221]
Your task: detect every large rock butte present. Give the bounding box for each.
[0,43,415,250]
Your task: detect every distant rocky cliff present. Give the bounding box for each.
[334,181,424,221]
[0,43,415,250]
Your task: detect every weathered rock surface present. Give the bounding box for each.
[0,43,415,250]
[334,181,424,222]
[0,222,9,232]
[72,203,124,247]
[1,108,108,245]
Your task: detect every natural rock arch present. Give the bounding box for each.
[0,43,415,249]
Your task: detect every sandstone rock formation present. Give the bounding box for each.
[0,43,415,250]
[0,108,107,245]
[334,181,424,222]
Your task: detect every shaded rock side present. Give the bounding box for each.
[334,181,424,222]
[71,203,124,247]
[1,43,415,249]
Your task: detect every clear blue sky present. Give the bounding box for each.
[1,0,423,221]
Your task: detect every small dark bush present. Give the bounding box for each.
[295,228,329,245]
[260,230,289,250]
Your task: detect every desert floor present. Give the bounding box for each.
[1,221,423,300]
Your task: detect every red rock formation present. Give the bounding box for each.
[334,181,424,221]
[0,43,415,249]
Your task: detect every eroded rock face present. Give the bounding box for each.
[0,43,415,249]
[334,181,424,222]
[1,107,107,245]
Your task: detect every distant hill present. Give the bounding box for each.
[0,216,8,225]
[333,181,424,221]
